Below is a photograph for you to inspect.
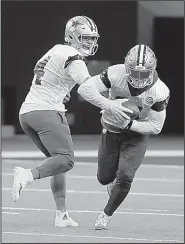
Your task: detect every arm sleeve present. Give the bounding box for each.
[130,80,170,135]
[65,60,91,85]
[77,75,112,110]
[151,94,170,111]
[130,109,166,135]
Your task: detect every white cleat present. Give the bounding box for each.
[55,211,78,228]
[94,211,111,230]
[11,167,33,202]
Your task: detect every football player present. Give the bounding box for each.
[78,44,170,230]
[11,15,106,228]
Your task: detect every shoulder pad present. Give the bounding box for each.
[64,54,87,69]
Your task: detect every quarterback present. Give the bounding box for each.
[11,15,104,228]
[78,44,170,230]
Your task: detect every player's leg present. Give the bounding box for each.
[49,172,77,227]
[95,129,121,230]
[12,110,77,227]
[50,173,66,212]
[19,114,66,213]
[12,113,52,202]
[97,129,121,185]
[21,110,74,180]
[19,115,51,158]
[35,111,77,227]
[27,110,77,227]
[103,132,150,218]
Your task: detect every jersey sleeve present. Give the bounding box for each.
[130,80,170,135]
[99,64,126,89]
[130,109,166,135]
[151,81,170,112]
[77,64,127,111]
[64,54,87,68]
[77,74,113,111]
[64,54,90,85]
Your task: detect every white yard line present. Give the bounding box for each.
[2,206,183,217]
[2,212,20,215]
[2,187,184,198]
[2,172,183,183]
[2,206,170,213]
[2,149,184,158]
[2,231,183,243]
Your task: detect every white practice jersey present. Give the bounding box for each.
[100,64,170,128]
[20,44,90,114]
[78,64,170,134]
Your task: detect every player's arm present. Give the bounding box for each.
[77,68,132,120]
[78,70,110,109]
[130,93,170,135]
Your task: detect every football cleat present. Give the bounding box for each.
[94,211,111,230]
[55,211,78,227]
[11,167,33,202]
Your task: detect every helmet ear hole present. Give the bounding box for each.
[64,36,69,43]
[65,35,73,44]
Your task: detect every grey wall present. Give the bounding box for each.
[137,1,184,46]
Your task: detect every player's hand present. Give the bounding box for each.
[108,98,133,121]
[63,93,71,103]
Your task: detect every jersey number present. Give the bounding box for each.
[34,56,51,85]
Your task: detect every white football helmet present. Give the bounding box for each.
[125,44,157,89]
[64,16,100,56]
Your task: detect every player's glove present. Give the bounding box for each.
[63,93,71,104]
[106,98,133,121]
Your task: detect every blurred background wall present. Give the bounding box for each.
[1,1,184,135]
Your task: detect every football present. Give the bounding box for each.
[121,99,140,119]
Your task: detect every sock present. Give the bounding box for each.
[50,173,66,212]
[102,211,111,218]
[54,196,66,213]
[104,183,129,216]
[31,168,40,180]
[27,169,34,182]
